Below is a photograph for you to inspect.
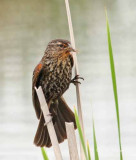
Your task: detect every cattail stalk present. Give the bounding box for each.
[65,0,85,159]
[65,122,79,160]
[35,86,63,160]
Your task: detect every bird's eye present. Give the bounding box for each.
[59,44,63,47]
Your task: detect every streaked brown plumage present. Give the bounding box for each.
[32,39,77,147]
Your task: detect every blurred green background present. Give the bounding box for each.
[0,0,136,159]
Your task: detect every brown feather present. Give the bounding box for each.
[33,97,76,147]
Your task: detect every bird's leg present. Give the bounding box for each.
[44,113,53,126]
[71,75,84,86]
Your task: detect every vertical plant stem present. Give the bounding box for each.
[65,122,79,160]
[65,0,85,159]
[105,10,123,160]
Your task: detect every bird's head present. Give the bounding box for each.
[45,39,76,59]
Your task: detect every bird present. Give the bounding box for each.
[32,39,83,147]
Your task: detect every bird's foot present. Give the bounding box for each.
[44,113,53,126]
[71,75,84,86]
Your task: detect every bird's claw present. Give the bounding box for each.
[44,113,52,126]
[71,75,84,86]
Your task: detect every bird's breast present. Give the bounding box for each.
[42,57,73,101]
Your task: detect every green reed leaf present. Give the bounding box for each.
[93,120,99,160]
[105,9,123,160]
[41,148,49,160]
[74,108,88,160]
[87,140,91,160]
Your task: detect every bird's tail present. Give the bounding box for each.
[34,97,77,147]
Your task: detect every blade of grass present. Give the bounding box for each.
[93,120,99,160]
[41,148,49,160]
[105,9,123,160]
[87,141,91,160]
[74,108,88,160]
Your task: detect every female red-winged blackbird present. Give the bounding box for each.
[32,39,81,147]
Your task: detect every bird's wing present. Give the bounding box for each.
[32,63,44,119]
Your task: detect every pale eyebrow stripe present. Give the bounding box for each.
[56,42,62,45]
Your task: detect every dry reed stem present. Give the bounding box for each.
[35,86,63,160]
[65,0,85,159]
[65,122,79,160]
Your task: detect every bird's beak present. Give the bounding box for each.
[68,44,76,53]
